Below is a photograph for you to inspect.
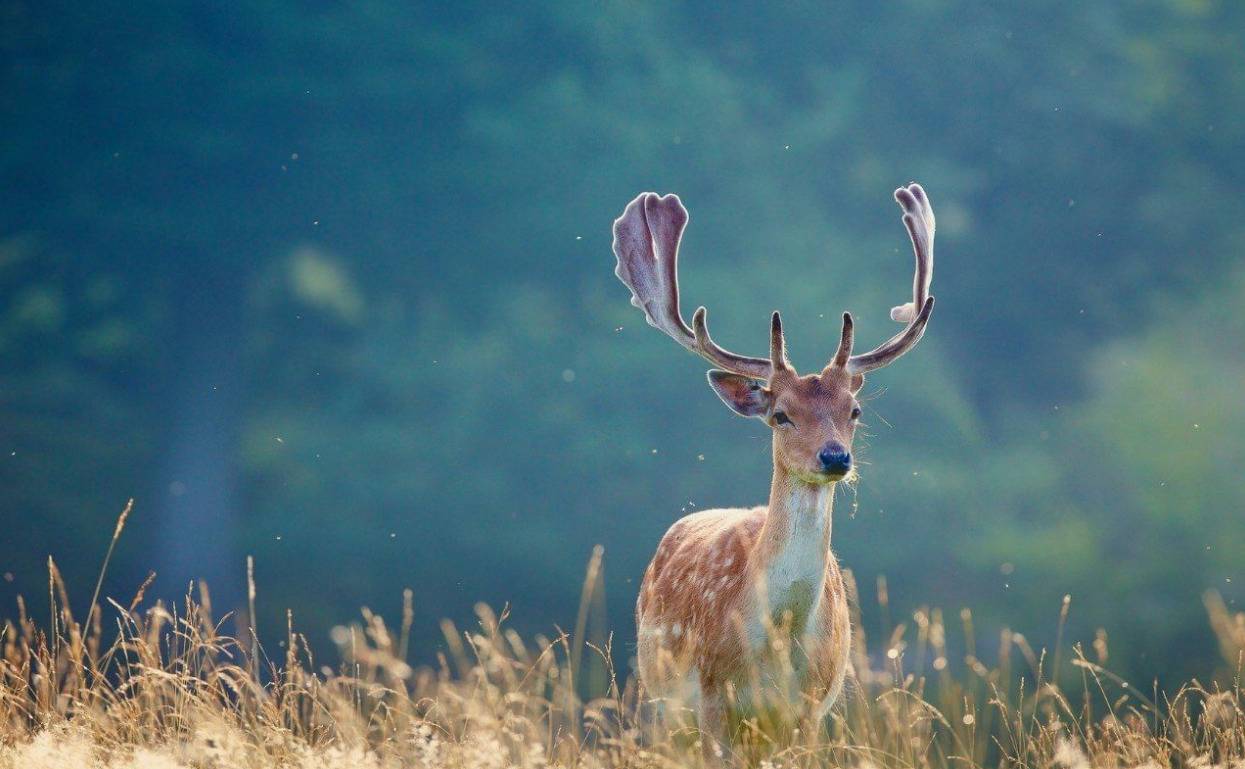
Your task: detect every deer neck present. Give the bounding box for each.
[752,461,834,623]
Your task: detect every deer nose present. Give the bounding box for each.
[818,443,851,475]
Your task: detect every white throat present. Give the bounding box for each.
[758,480,833,633]
[782,482,833,544]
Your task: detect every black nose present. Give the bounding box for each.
[818,444,851,474]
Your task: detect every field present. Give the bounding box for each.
[3,518,1245,769]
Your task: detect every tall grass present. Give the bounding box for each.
[2,505,1244,768]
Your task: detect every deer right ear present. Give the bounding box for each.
[707,370,771,418]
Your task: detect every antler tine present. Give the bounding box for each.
[831,312,854,368]
[613,193,773,380]
[769,311,791,371]
[844,182,937,375]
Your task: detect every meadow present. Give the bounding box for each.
[2,509,1244,769]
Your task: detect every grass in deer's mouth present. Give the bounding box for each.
[2,507,1245,768]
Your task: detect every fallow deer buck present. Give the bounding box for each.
[613,183,936,755]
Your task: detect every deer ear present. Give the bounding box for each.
[850,373,865,394]
[707,370,771,418]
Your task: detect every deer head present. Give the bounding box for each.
[612,183,935,484]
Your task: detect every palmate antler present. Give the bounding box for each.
[612,184,936,380]
[832,183,936,375]
[612,193,775,379]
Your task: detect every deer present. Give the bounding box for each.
[612,183,936,758]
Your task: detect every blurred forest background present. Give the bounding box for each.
[2,1,1243,687]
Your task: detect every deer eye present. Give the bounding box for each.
[772,410,793,427]
[850,406,862,420]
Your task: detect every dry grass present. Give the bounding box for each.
[2,508,1245,768]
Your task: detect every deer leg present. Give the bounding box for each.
[698,676,729,765]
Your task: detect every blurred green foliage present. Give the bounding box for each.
[1,1,1243,685]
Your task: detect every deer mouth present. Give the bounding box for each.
[794,468,851,485]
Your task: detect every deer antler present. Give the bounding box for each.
[836,182,937,375]
[613,192,774,380]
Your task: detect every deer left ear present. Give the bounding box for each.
[707,370,772,418]
[850,373,865,394]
